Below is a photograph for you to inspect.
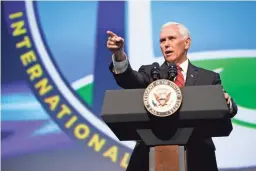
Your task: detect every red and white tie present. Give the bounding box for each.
[174,65,185,87]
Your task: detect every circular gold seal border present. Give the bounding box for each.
[143,79,183,117]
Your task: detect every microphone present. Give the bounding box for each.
[151,62,161,81]
[168,63,178,81]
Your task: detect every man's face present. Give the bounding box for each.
[159,25,190,64]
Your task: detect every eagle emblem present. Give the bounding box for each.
[153,92,172,106]
[143,79,182,117]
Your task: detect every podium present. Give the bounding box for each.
[101,85,233,171]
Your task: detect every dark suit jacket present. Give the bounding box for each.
[109,60,238,171]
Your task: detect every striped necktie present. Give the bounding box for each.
[174,65,185,87]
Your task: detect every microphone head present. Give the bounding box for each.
[151,62,161,80]
[152,62,160,69]
[168,62,176,68]
[168,63,177,81]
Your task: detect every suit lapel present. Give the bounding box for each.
[185,61,199,86]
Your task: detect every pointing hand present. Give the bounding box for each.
[106,30,126,62]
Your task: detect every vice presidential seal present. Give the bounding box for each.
[143,79,182,117]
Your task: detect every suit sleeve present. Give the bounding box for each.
[212,73,238,117]
[109,61,151,89]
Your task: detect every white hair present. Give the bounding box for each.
[162,22,191,39]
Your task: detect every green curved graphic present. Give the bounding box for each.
[232,118,256,129]
[192,57,256,109]
[77,83,93,106]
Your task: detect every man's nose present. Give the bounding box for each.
[164,40,170,47]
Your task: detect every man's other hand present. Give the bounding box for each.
[106,30,126,62]
[224,92,231,105]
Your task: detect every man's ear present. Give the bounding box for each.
[184,37,191,50]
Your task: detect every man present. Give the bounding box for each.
[106,22,238,171]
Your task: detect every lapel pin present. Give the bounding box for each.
[190,74,194,78]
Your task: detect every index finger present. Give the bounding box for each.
[107,30,117,37]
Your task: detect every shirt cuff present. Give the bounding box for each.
[112,53,128,74]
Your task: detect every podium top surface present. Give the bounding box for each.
[101,85,230,123]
